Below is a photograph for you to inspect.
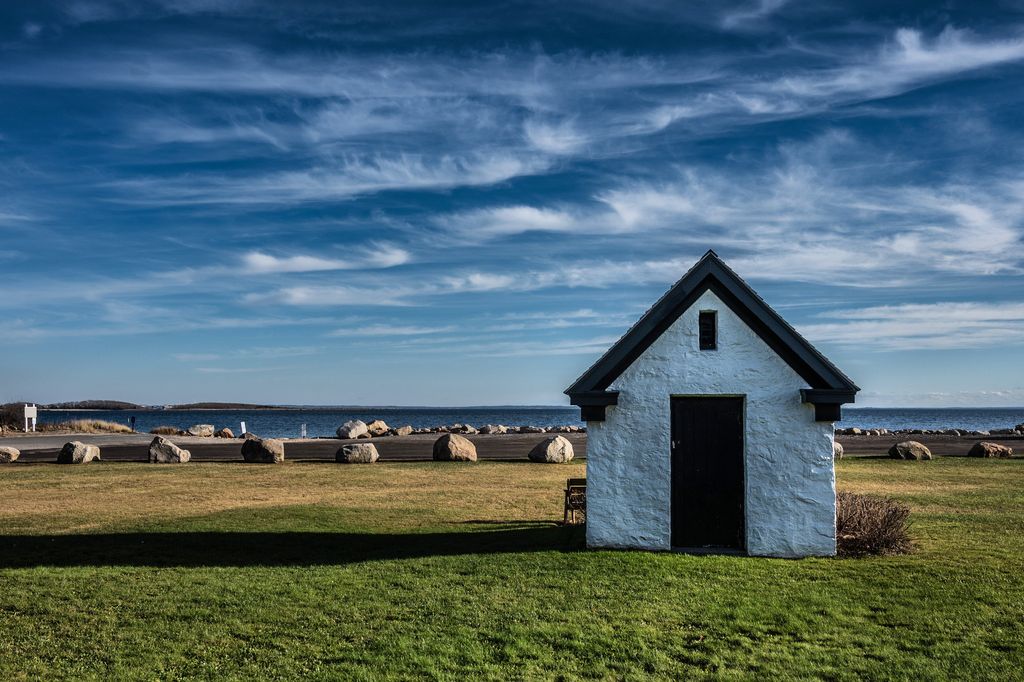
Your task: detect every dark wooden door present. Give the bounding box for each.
[670,396,745,549]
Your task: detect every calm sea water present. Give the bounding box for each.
[843,408,1023,432]
[37,406,1024,438]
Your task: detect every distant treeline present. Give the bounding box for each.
[33,400,279,410]
[42,400,144,410]
[167,402,280,410]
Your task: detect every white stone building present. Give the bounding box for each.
[565,251,858,557]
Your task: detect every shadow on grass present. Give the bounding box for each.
[0,524,585,568]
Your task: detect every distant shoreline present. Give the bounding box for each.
[39,405,578,412]
[35,405,1024,411]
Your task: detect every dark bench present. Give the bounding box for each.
[564,477,586,524]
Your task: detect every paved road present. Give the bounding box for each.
[836,433,1021,457]
[2,431,1019,464]
[0,432,588,463]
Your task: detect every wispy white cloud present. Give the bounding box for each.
[195,365,287,374]
[172,352,221,362]
[7,25,1020,210]
[327,324,454,337]
[435,206,584,240]
[777,27,1024,101]
[244,285,412,307]
[241,243,410,273]
[107,153,549,205]
[524,118,588,155]
[720,0,790,30]
[800,302,1024,350]
[406,335,623,358]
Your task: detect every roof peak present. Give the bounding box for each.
[565,251,859,400]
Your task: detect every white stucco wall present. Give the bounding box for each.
[586,290,836,557]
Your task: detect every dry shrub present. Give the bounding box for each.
[1,403,30,430]
[150,426,184,436]
[836,491,912,557]
[38,419,134,434]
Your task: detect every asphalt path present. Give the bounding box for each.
[1,431,1019,464]
[1,432,588,463]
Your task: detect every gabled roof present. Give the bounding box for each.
[565,250,858,420]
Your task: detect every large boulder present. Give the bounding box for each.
[214,427,234,439]
[57,441,101,464]
[528,435,575,463]
[187,424,215,437]
[0,446,20,463]
[888,441,932,461]
[336,420,368,439]
[336,443,379,463]
[393,425,414,437]
[149,436,191,463]
[833,441,844,460]
[365,419,390,437]
[968,441,1014,458]
[433,434,477,462]
[241,437,285,464]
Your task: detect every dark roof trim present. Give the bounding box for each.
[568,390,619,407]
[800,389,857,405]
[565,251,859,411]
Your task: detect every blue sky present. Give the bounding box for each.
[1,1,1023,407]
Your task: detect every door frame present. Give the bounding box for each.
[669,393,748,553]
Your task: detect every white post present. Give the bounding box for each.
[300,423,307,438]
[240,420,247,436]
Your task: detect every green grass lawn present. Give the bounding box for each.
[1,457,1022,680]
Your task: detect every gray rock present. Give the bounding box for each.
[432,433,477,462]
[888,440,932,461]
[365,420,390,437]
[393,425,414,437]
[968,441,1013,458]
[214,427,234,438]
[336,443,379,463]
[241,437,285,464]
[187,424,215,437]
[520,426,545,434]
[528,435,575,463]
[242,432,259,440]
[58,441,101,464]
[480,424,509,435]
[0,446,20,463]
[148,436,191,463]
[336,420,368,439]
[833,441,844,460]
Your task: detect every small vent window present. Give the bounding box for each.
[699,311,717,350]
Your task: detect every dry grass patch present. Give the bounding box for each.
[37,419,134,434]
[0,462,585,533]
